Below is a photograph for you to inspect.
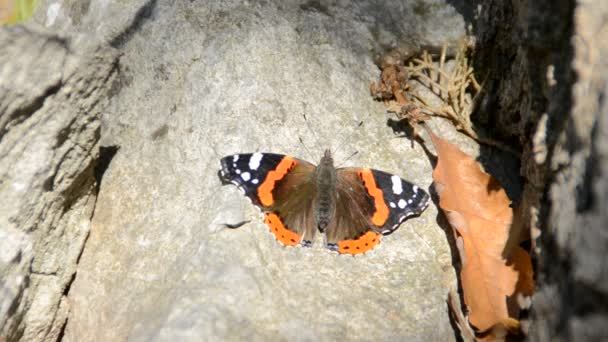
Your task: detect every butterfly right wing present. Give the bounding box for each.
[219,153,318,246]
[324,167,429,255]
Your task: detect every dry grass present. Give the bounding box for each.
[371,42,519,155]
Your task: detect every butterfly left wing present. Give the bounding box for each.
[326,167,430,255]
[218,153,318,247]
[219,153,291,208]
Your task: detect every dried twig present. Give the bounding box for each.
[372,42,519,156]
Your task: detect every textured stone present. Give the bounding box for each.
[0,26,118,340]
[475,0,608,341]
[24,0,467,341]
[533,1,608,340]
[0,0,603,340]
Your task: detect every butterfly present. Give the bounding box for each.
[218,149,429,255]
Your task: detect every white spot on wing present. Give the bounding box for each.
[398,199,407,209]
[241,172,251,181]
[389,202,396,208]
[413,185,419,192]
[252,179,259,184]
[249,153,263,170]
[235,169,241,174]
[233,155,239,162]
[391,175,403,195]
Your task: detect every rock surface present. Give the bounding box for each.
[533,1,608,340]
[475,0,608,340]
[0,26,118,340]
[22,0,467,341]
[2,0,605,340]
[10,0,606,340]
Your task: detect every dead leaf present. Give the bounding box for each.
[428,127,534,336]
[370,59,409,105]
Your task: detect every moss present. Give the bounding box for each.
[0,0,38,25]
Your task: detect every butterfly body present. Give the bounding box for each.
[218,150,429,255]
[313,149,337,233]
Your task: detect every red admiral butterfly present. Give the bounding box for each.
[218,149,429,255]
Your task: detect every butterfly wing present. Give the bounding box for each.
[327,167,430,254]
[219,153,318,246]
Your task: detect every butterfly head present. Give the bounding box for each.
[319,149,333,167]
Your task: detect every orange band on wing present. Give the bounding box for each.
[358,169,389,226]
[264,212,301,246]
[257,157,296,207]
[337,231,382,255]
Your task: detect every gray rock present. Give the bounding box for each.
[475,0,608,340]
[1,0,604,340]
[533,1,608,340]
[22,0,466,341]
[0,26,118,340]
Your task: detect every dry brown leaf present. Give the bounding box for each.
[428,128,534,336]
[370,63,409,105]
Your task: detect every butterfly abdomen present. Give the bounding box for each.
[314,150,337,233]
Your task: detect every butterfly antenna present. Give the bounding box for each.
[298,136,316,161]
[302,114,323,153]
[332,119,364,159]
[336,150,359,168]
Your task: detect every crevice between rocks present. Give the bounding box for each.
[52,144,120,342]
[109,0,158,49]
[94,145,120,191]
[0,23,123,341]
[0,80,63,144]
